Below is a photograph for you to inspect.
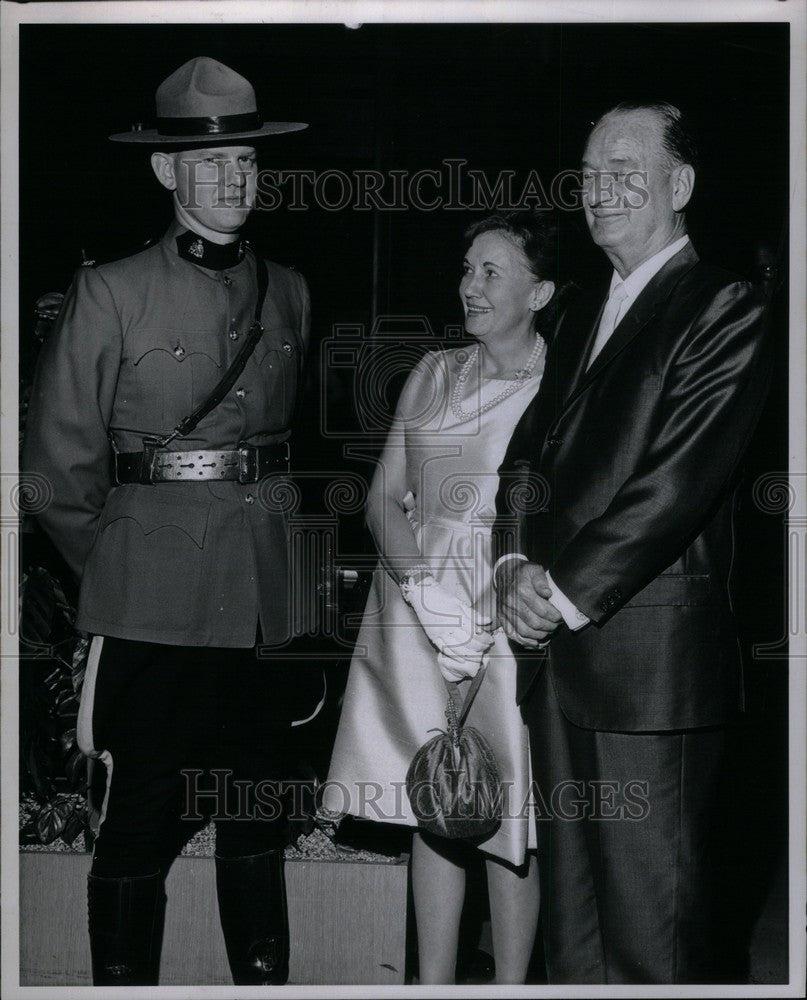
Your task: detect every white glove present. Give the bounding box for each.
[401,575,494,681]
[402,490,417,527]
[437,648,488,683]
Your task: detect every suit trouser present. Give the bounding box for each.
[524,663,727,985]
[81,636,305,877]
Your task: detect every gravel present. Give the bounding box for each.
[20,816,403,865]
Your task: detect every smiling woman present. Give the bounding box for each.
[324,210,564,986]
[460,213,556,379]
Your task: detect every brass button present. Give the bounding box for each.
[173,344,185,358]
[229,329,239,341]
[236,387,246,399]
[282,341,293,354]
[223,274,232,287]
[245,493,255,505]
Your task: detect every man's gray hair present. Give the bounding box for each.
[598,101,699,172]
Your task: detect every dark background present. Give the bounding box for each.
[18,21,790,982]
[19,22,789,370]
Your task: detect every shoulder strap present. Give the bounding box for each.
[157,259,269,446]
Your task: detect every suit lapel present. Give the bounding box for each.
[563,282,609,402]
[562,242,700,412]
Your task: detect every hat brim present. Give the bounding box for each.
[109,122,308,144]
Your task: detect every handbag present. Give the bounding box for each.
[405,664,502,840]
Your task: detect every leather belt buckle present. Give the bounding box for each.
[238,444,259,484]
[140,438,162,485]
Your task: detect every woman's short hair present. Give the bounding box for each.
[463,209,567,337]
[463,209,559,282]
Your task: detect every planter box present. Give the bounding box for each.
[19,850,408,986]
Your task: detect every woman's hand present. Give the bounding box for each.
[401,575,494,678]
[437,646,489,683]
[402,490,417,525]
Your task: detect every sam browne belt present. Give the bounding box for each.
[114,441,290,485]
[111,258,288,486]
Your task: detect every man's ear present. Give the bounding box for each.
[151,151,177,191]
[530,280,555,312]
[671,164,695,212]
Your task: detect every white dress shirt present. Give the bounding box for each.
[586,234,690,369]
[495,235,691,631]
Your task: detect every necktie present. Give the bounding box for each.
[586,282,628,369]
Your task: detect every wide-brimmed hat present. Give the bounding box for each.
[109,56,307,145]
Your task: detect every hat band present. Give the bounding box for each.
[156,111,263,136]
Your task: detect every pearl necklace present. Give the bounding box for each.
[450,335,546,422]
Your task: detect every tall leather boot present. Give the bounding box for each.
[87,871,166,985]
[215,849,290,985]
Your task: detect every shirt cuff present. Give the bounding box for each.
[546,571,590,631]
[492,552,528,589]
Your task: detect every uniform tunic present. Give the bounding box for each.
[23,222,317,871]
[23,222,312,647]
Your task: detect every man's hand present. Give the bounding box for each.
[496,560,563,647]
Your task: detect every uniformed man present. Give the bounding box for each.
[22,57,318,986]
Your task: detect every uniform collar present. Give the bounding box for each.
[166,221,247,271]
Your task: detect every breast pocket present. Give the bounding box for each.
[252,326,300,428]
[126,329,222,429]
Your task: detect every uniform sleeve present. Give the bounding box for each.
[21,267,123,581]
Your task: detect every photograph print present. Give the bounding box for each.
[2,2,803,995]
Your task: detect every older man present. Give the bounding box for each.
[494,102,771,983]
[23,58,316,985]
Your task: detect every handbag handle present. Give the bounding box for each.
[454,663,488,728]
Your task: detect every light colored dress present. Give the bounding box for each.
[324,347,542,865]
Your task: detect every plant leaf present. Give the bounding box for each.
[34,796,73,844]
[56,694,80,718]
[72,636,90,693]
[44,664,65,693]
[19,820,40,846]
[20,567,57,648]
[24,742,54,801]
[61,809,84,845]
[60,728,77,755]
[65,748,88,790]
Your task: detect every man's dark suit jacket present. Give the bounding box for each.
[494,242,771,732]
